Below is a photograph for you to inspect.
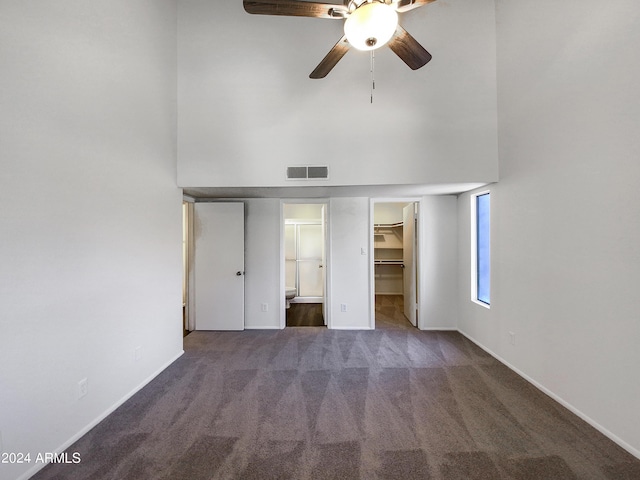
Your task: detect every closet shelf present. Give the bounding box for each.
[374,208,408,296]
[374,222,403,249]
[374,222,403,228]
[374,259,404,265]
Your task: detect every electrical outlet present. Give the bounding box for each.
[261,303,268,312]
[134,346,142,361]
[78,378,88,398]
[509,332,516,346]
[341,304,348,312]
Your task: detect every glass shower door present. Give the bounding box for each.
[285,224,297,292]
[297,224,324,298]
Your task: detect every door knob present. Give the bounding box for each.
[236,271,244,276]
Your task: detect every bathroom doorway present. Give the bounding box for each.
[282,202,328,327]
[371,200,420,329]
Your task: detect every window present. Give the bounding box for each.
[472,192,490,307]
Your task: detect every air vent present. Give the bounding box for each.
[307,166,329,179]
[286,165,329,180]
[286,166,308,179]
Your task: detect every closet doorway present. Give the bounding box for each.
[282,202,328,327]
[182,200,193,336]
[372,201,419,329]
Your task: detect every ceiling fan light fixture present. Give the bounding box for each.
[344,2,398,51]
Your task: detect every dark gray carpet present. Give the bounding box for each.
[32,296,640,479]
[286,303,324,327]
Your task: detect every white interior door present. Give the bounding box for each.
[194,202,245,330]
[403,203,417,327]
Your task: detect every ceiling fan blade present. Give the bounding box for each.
[387,25,432,70]
[309,36,351,79]
[394,0,437,13]
[243,0,347,19]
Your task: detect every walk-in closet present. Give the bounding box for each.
[373,202,418,327]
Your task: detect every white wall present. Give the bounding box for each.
[0,3,182,479]
[373,203,406,224]
[196,197,371,330]
[329,198,372,329]
[228,196,456,332]
[458,0,640,457]
[283,203,323,221]
[177,0,498,188]
[244,199,282,329]
[419,196,458,330]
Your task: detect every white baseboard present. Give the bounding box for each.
[18,350,185,480]
[330,326,374,330]
[244,325,281,330]
[457,330,640,461]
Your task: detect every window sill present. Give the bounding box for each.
[471,299,490,310]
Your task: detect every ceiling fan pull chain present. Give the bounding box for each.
[370,50,375,103]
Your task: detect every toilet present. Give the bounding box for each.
[285,287,297,309]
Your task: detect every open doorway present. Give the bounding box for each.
[182,200,193,337]
[372,201,419,329]
[282,202,328,327]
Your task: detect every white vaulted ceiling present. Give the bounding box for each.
[177,0,499,195]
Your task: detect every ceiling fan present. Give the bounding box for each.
[243,0,435,79]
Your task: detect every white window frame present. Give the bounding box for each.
[471,190,491,309]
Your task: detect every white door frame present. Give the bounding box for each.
[280,199,331,329]
[183,199,195,332]
[369,197,422,330]
[403,203,418,327]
